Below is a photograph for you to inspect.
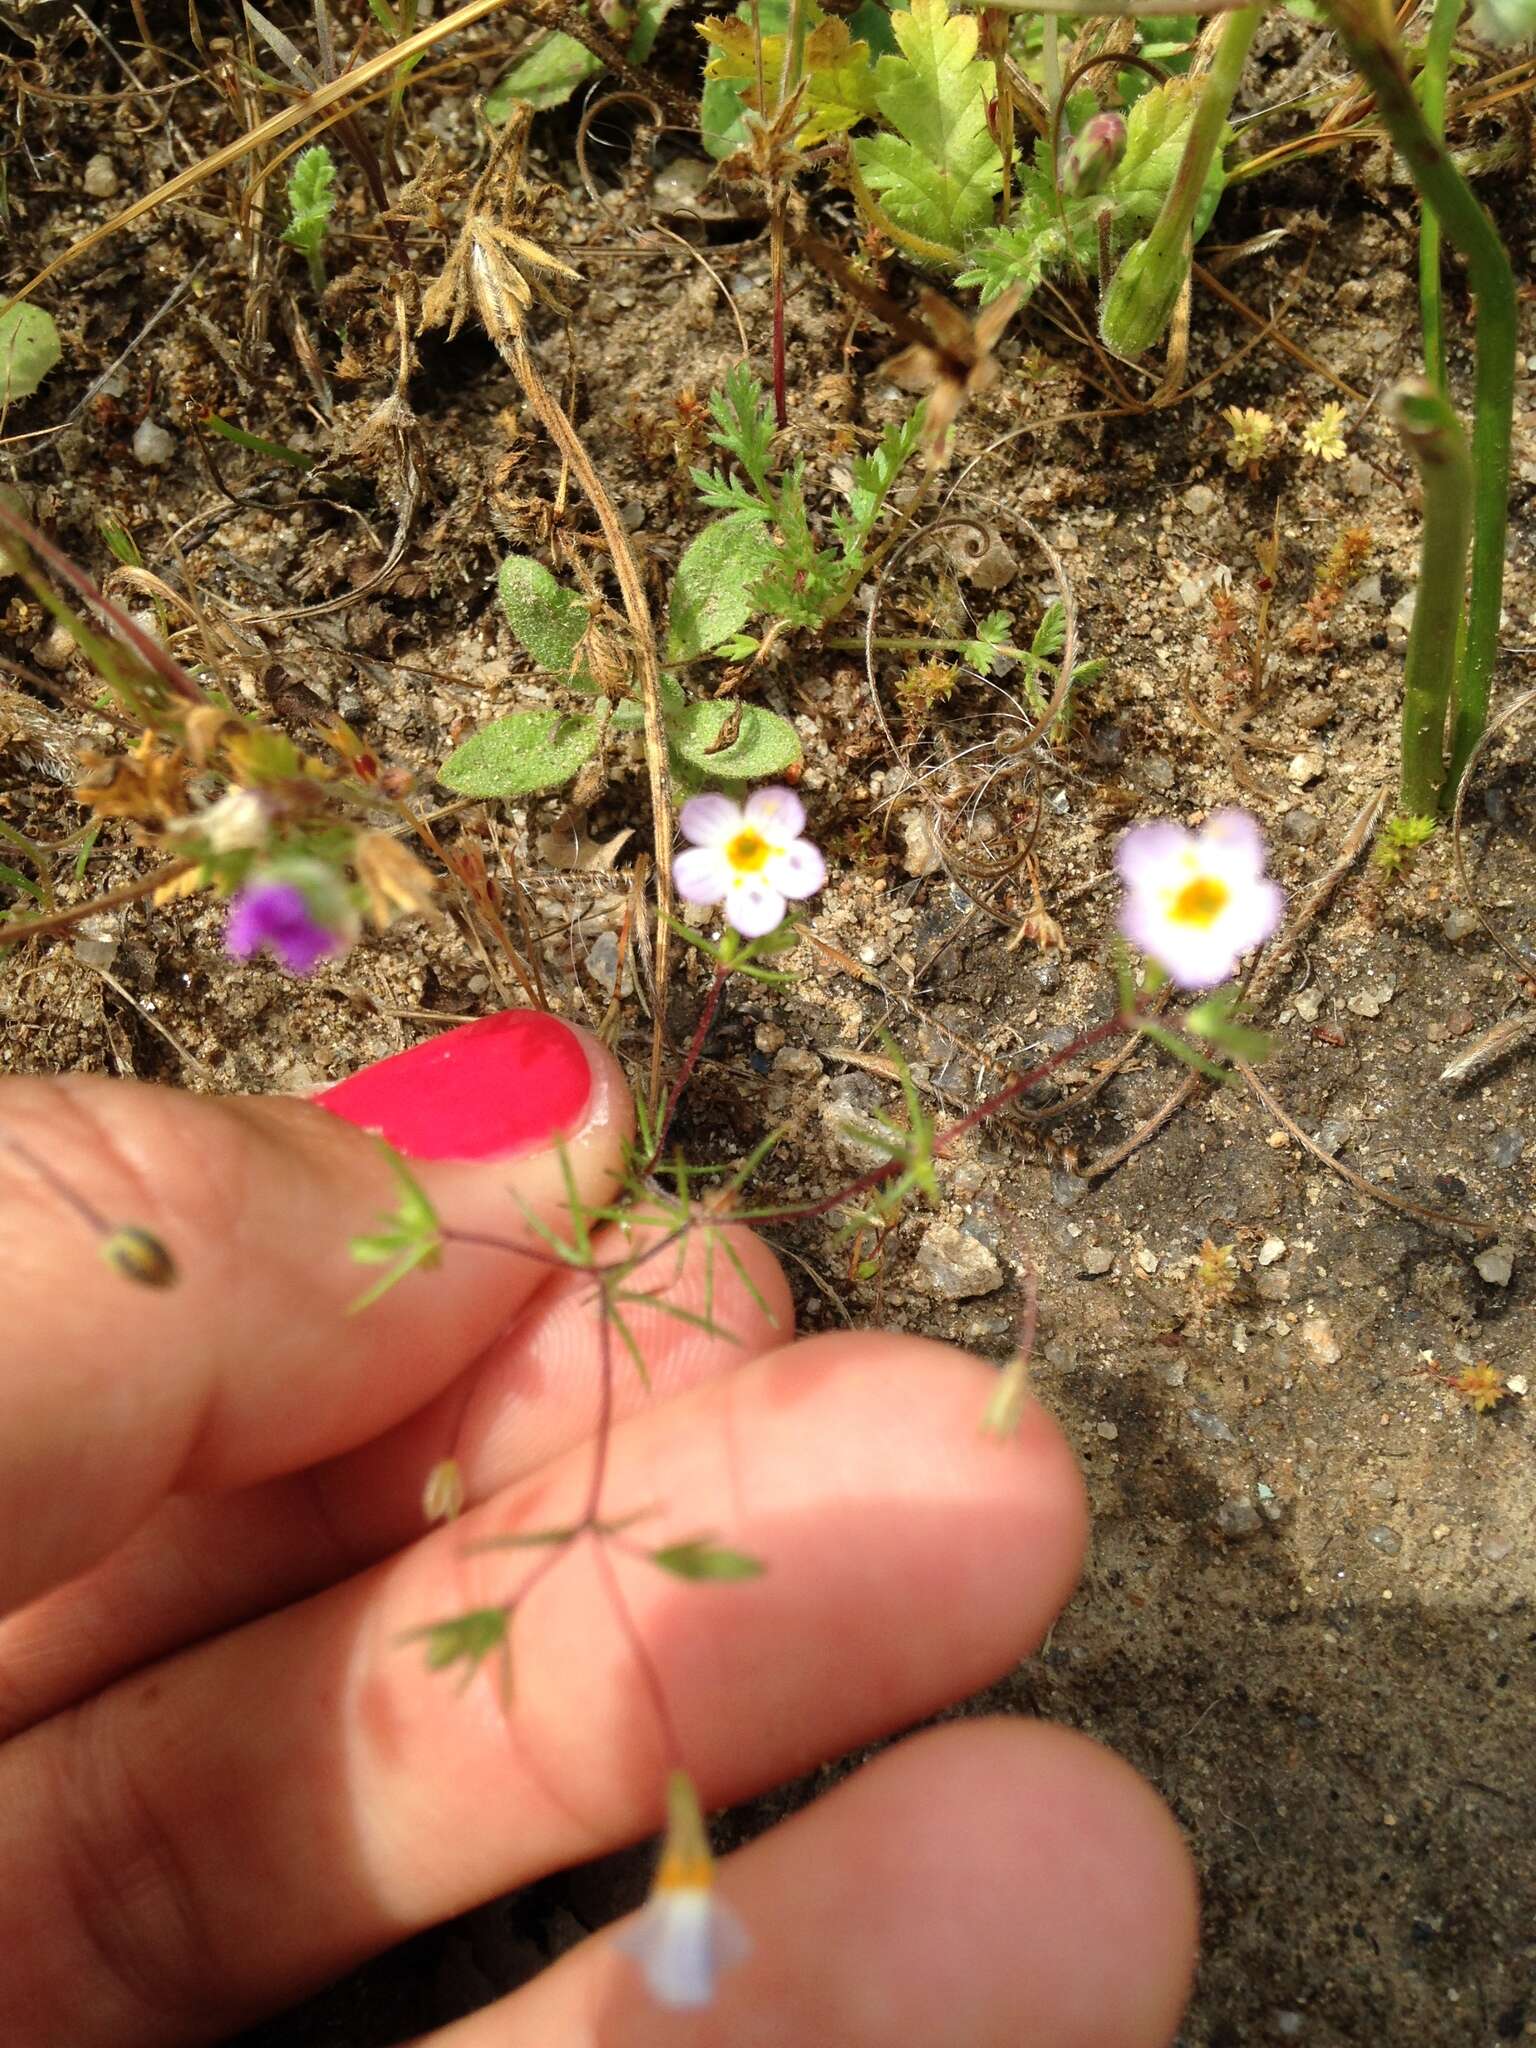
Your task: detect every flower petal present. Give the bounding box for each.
[725,876,786,937]
[674,845,732,905]
[678,793,743,849]
[764,836,826,900]
[1201,808,1267,879]
[614,1891,749,2011]
[744,784,805,841]
[1114,820,1192,888]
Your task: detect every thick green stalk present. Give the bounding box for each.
[1099,6,1259,358]
[1417,0,1461,395]
[1327,0,1515,797]
[1387,380,1472,817]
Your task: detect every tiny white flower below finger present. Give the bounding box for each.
[614,1769,750,2011]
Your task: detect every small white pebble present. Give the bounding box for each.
[83,152,119,198]
[1257,1236,1286,1267]
[132,418,176,467]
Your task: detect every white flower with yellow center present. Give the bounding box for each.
[1116,809,1284,989]
[613,1770,749,2009]
[674,785,826,938]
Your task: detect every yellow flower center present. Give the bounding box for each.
[726,828,770,874]
[1170,874,1229,928]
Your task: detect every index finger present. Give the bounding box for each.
[0,1014,629,1612]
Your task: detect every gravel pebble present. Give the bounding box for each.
[913,1222,1004,1300]
[83,152,119,198]
[1081,1246,1115,1275]
[132,418,176,467]
[1217,1498,1263,1540]
[1367,1525,1402,1556]
[1475,1244,1515,1287]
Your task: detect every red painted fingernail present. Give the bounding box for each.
[317,1011,594,1162]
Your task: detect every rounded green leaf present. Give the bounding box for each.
[498,555,593,679]
[439,710,599,797]
[0,304,62,404]
[486,32,601,118]
[669,699,801,780]
[665,512,777,662]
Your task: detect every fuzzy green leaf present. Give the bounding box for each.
[650,1535,765,1581]
[486,32,600,116]
[669,700,802,779]
[852,0,1001,251]
[439,709,599,797]
[665,512,777,661]
[0,303,62,403]
[497,555,593,680]
[282,145,336,256]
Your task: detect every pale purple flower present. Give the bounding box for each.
[674,785,826,938]
[1116,809,1284,989]
[613,1769,750,2010]
[225,878,345,976]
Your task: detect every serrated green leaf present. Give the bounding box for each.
[405,1607,510,1684]
[959,77,1224,306]
[852,0,1001,250]
[665,512,777,661]
[486,31,600,116]
[650,1535,765,1581]
[282,146,336,262]
[701,12,876,146]
[497,555,593,679]
[1109,77,1225,241]
[439,709,599,797]
[669,700,801,779]
[0,303,61,403]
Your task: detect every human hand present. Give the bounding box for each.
[0,1012,1195,2045]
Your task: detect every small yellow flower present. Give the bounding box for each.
[1222,405,1283,474]
[1451,1362,1507,1414]
[1300,402,1349,462]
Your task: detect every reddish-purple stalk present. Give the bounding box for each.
[431,998,1142,1760]
[645,960,731,1174]
[770,204,789,430]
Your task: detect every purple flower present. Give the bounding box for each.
[1116,809,1284,989]
[225,878,346,976]
[673,786,826,938]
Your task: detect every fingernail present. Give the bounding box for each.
[317,1011,595,1162]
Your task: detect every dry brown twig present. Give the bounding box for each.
[416,109,674,1098]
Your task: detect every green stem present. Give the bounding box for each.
[1387,379,1472,817]
[1325,1,1515,798]
[1417,0,1460,395]
[1099,6,1259,358]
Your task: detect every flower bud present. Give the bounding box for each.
[1062,112,1127,200]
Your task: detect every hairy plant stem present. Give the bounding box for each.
[1417,0,1460,396]
[1099,6,1259,357]
[1325,0,1516,797]
[512,341,674,1101]
[1387,379,1473,817]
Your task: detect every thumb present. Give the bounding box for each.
[0,1011,631,1613]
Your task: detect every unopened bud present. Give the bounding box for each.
[422,1457,465,1524]
[101,1224,177,1288]
[1063,112,1127,200]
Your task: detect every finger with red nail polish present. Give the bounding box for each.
[0,1013,633,1610]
